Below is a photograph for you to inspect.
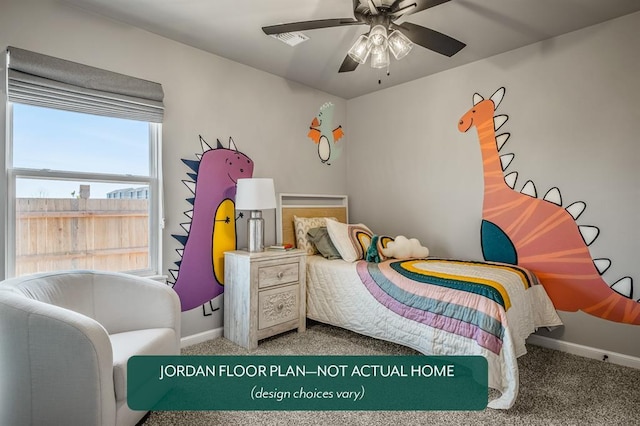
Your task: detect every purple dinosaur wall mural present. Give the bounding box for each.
[458,87,639,325]
[170,136,254,313]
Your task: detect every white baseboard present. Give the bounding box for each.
[180,327,223,349]
[526,334,640,370]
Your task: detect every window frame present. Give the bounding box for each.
[4,102,163,279]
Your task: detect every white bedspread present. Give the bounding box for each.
[305,256,562,409]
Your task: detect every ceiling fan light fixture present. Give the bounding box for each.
[347,34,371,64]
[388,29,413,60]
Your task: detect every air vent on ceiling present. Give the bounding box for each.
[269,31,309,47]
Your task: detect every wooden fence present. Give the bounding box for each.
[15,198,149,276]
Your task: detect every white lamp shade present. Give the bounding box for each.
[235,178,276,210]
[347,34,371,64]
[388,30,413,60]
[368,25,387,47]
[370,45,390,69]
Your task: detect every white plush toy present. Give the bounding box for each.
[380,235,429,259]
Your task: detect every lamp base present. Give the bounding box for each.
[247,210,264,252]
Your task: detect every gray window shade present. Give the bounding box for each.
[6,46,164,122]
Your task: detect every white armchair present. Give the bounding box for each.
[0,270,181,426]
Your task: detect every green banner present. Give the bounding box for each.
[128,355,487,411]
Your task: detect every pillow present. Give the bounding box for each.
[307,227,341,260]
[380,235,429,259]
[293,216,337,255]
[325,218,373,262]
[365,234,395,263]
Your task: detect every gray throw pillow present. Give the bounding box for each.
[307,227,342,260]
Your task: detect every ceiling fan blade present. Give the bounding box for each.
[338,55,360,73]
[367,0,379,15]
[262,18,363,35]
[390,0,451,17]
[393,22,465,57]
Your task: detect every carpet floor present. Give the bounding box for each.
[142,321,640,426]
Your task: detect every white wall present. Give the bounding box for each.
[0,0,347,338]
[347,12,640,357]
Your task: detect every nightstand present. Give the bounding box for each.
[223,249,306,350]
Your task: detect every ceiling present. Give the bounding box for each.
[62,0,640,99]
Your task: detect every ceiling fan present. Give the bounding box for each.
[262,0,466,73]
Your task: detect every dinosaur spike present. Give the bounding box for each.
[195,153,202,160]
[500,153,515,171]
[174,260,182,268]
[495,133,510,151]
[176,248,184,258]
[504,172,518,189]
[169,269,179,280]
[494,115,508,131]
[521,180,537,198]
[543,187,562,206]
[566,201,586,220]
[182,158,200,173]
[199,135,213,152]
[473,93,484,106]
[186,197,195,206]
[180,222,191,233]
[182,180,196,195]
[187,172,198,182]
[172,234,188,246]
[229,137,238,151]
[593,258,611,275]
[610,277,633,299]
[216,138,224,149]
[490,87,506,110]
[184,210,193,219]
[579,225,600,246]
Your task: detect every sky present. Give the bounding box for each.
[12,103,150,198]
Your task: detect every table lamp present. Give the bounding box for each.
[235,178,276,252]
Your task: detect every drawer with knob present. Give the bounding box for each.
[258,262,299,289]
[258,284,299,329]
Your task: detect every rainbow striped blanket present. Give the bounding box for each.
[356,259,537,356]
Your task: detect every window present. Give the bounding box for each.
[5,47,164,278]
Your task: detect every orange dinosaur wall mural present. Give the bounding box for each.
[458,87,640,325]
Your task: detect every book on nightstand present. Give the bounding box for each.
[267,244,294,251]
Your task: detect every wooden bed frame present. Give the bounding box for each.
[277,193,349,247]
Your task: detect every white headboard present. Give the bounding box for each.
[276,193,348,246]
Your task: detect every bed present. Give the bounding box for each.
[277,194,562,410]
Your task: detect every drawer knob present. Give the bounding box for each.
[277,271,284,279]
